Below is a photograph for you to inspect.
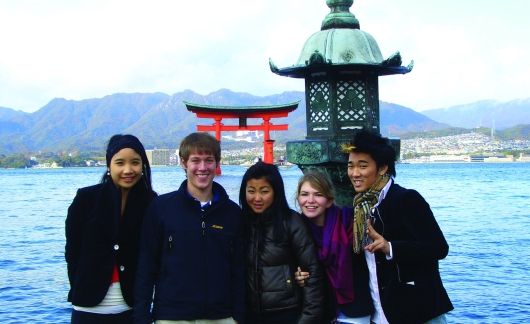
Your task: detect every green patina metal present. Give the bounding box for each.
[270,0,412,206]
[321,0,359,30]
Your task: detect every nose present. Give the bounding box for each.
[123,163,133,173]
[351,166,360,177]
[198,160,208,170]
[307,194,316,203]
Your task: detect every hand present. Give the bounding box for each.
[294,266,310,287]
[364,219,390,255]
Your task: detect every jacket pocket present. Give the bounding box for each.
[261,264,293,292]
[260,264,302,311]
[381,282,421,323]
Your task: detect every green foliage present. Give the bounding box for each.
[0,151,105,168]
[0,154,34,168]
[495,124,530,140]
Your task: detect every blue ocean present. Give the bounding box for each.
[1,163,529,323]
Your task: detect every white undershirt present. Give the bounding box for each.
[365,178,393,324]
[73,282,131,314]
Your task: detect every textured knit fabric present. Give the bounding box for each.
[352,174,390,254]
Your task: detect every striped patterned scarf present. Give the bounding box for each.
[352,174,390,254]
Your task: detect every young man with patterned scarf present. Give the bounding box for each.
[344,130,453,324]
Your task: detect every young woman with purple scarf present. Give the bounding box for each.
[295,170,373,324]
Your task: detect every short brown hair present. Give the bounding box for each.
[179,132,221,163]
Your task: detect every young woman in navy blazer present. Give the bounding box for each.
[65,134,156,323]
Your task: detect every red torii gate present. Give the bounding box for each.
[184,101,299,174]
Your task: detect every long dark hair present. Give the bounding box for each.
[101,134,154,194]
[239,161,292,241]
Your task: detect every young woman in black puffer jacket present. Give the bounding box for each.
[239,161,324,324]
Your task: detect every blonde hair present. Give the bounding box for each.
[296,170,335,202]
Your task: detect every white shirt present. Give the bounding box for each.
[73,282,131,314]
[365,178,393,324]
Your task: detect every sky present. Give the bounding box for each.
[1,0,528,113]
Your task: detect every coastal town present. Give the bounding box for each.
[19,131,530,169]
[400,132,530,163]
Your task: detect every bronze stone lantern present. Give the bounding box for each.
[270,0,413,206]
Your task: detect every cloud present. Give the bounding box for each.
[0,0,528,112]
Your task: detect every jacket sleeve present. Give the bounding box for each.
[289,212,324,324]
[65,189,85,298]
[230,209,246,323]
[390,189,449,264]
[133,200,162,324]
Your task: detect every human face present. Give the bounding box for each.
[245,178,274,214]
[347,152,388,193]
[109,148,143,192]
[182,151,217,200]
[297,181,332,226]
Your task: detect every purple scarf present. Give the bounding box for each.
[307,205,354,305]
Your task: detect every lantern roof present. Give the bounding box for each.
[270,0,413,78]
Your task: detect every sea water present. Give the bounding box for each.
[0,163,529,323]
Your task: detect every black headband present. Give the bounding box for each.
[106,135,147,167]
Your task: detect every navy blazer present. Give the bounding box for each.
[372,182,453,323]
[65,181,155,307]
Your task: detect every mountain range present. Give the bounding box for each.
[0,89,528,154]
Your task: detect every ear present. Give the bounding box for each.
[379,165,388,176]
[325,199,333,209]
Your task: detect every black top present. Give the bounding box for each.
[65,182,155,307]
[245,210,324,324]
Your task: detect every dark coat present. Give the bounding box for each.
[246,210,324,324]
[373,182,454,324]
[134,181,245,324]
[65,181,155,307]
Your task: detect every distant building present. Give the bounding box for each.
[484,155,514,163]
[85,160,97,167]
[146,149,179,166]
